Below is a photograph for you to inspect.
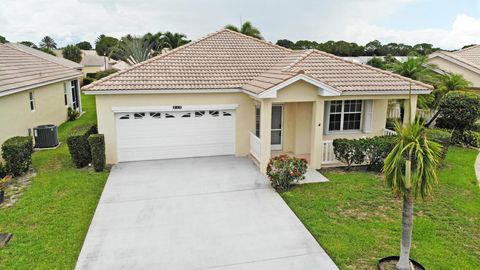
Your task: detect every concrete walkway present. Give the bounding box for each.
[75,156,338,270]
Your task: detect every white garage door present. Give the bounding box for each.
[116,109,236,162]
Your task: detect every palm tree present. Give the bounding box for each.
[116,37,153,66]
[39,36,57,50]
[383,95,442,270]
[162,32,189,50]
[225,21,262,39]
[389,55,437,84]
[425,73,472,126]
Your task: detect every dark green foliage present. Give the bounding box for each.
[67,106,80,121]
[76,41,92,50]
[436,91,480,131]
[451,130,480,148]
[19,41,37,48]
[62,45,82,63]
[66,124,97,168]
[95,35,119,59]
[40,47,56,56]
[425,128,452,159]
[0,35,7,44]
[0,163,6,178]
[82,77,94,86]
[366,56,385,69]
[332,139,365,170]
[88,134,106,172]
[1,136,33,176]
[361,136,396,171]
[82,70,117,86]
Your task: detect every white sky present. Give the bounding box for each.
[1,0,480,49]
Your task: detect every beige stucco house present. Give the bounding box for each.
[428,45,480,89]
[84,29,432,172]
[0,43,83,158]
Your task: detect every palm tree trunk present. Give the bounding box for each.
[397,190,414,270]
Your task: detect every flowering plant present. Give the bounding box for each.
[266,155,308,191]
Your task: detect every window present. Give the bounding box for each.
[29,91,35,111]
[181,112,191,118]
[222,111,232,116]
[149,112,161,118]
[195,111,205,117]
[328,100,362,132]
[165,113,175,118]
[119,114,130,120]
[63,83,68,106]
[255,106,260,137]
[209,111,219,117]
[134,113,145,119]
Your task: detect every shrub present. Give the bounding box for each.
[436,91,480,131]
[82,77,95,86]
[361,136,395,171]
[88,134,106,172]
[333,139,365,170]
[93,69,117,80]
[1,136,33,176]
[425,128,452,159]
[62,45,82,63]
[0,163,6,178]
[67,106,80,121]
[451,130,480,148]
[266,155,308,192]
[67,124,98,168]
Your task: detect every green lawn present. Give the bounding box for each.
[282,147,480,270]
[0,94,109,269]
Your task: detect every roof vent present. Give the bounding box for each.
[173,105,182,110]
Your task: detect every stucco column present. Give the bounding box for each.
[309,100,325,169]
[403,95,418,126]
[260,99,272,173]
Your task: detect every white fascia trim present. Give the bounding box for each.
[83,88,242,95]
[258,74,342,99]
[429,53,480,75]
[0,75,82,97]
[112,104,239,113]
[341,90,432,96]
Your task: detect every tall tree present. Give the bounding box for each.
[76,41,92,50]
[225,21,262,39]
[95,35,119,59]
[39,36,57,50]
[389,55,437,84]
[115,37,153,65]
[276,39,295,49]
[143,32,164,55]
[0,35,7,44]
[162,32,189,49]
[383,104,442,270]
[19,41,37,48]
[62,45,82,63]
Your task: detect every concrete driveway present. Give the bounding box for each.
[75,156,338,270]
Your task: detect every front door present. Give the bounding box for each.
[271,105,283,150]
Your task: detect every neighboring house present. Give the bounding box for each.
[55,49,115,76]
[111,60,130,71]
[83,29,432,172]
[428,45,480,89]
[0,43,83,157]
[343,56,409,65]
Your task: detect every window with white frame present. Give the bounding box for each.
[63,83,68,106]
[328,100,362,132]
[29,91,36,111]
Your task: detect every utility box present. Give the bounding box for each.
[33,124,59,148]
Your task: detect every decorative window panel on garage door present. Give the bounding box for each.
[116,110,235,162]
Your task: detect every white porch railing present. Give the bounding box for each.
[322,140,338,164]
[383,128,397,136]
[417,108,436,122]
[387,105,401,119]
[249,132,261,161]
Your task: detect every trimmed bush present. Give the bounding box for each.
[67,124,98,168]
[451,130,480,148]
[333,138,365,170]
[82,77,94,86]
[436,91,480,131]
[88,134,106,172]
[266,155,308,192]
[1,136,33,176]
[361,136,395,171]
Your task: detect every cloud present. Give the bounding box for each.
[0,0,478,50]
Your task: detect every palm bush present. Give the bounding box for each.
[225,21,262,39]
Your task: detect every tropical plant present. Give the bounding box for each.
[115,37,153,65]
[225,21,262,39]
[389,55,437,84]
[19,41,37,48]
[0,35,7,44]
[39,36,57,50]
[76,41,92,50]
[0,175,12,191]
[162,32,189,49]
[383,96,442,269]
[425,73,472,126]
[62,45,82,63]
[266,155,308,191]
[95,35,119,59]
[366,56,385,69]
[142,32,164,54]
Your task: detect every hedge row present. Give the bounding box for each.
[66,124,98,168]
[1,136,33,176]
[88,134,106,172]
